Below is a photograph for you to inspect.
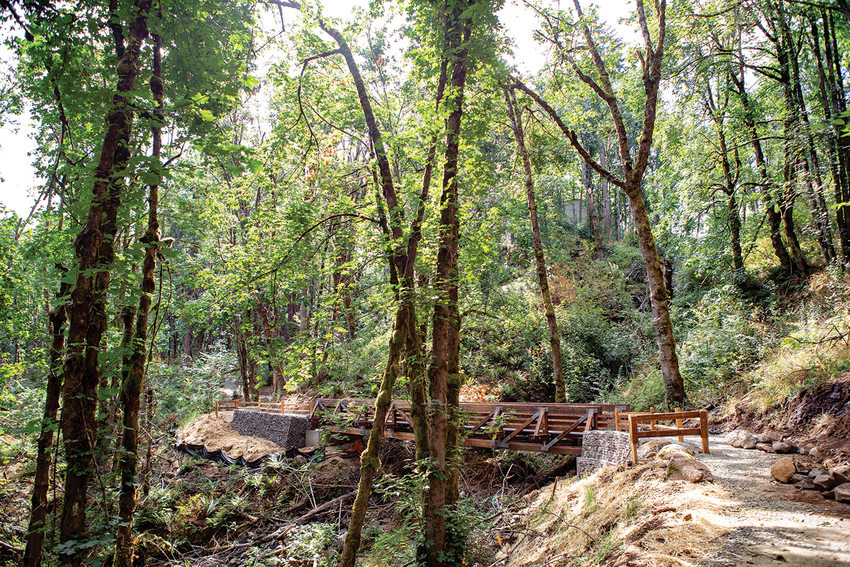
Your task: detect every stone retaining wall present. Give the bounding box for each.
[231,409,309,448]
[577,430,631,476]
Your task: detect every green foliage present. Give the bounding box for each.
[677,285,761,404]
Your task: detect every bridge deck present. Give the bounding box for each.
[217,398,631,456]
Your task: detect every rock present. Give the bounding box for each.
[772,441,795,454]
[834,464,850,476]
[726,429,757,449]
[834,483,850,503]
[657,444,694,460]
[667,455,713,483]
[823,489,835,500]
[637,439,672,460]
[794,478,816,490]
[790,473,809,484]
[757,431,782,444]
[756,442,776,453]
[770,457,797,483]
[809,467,825,479]
[792,459,811,475]
[809,446,823,461]
[813,472,843,491]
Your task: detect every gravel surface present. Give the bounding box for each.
[700,435,850,566]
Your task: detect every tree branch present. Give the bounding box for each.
[511,77,625,189]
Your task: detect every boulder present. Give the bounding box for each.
[770,457,797,483]
[726,429,757,449]
[772,441,796,454]
[809,446,823,461]
[657,444,694,460]
[794,478,816,490]
[809,467,825,479]
[823,489,835,500]
[756,442,776,453]
[757,431,783,444]
[792,460,811,475]
[834,483,850,504]
[667,455,713,483]
[790,473,809,484]
[637,439,672,460]
[813,472,843,491]
[797,443,814,455]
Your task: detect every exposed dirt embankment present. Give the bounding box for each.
[726,375,850,466]
[175,411,283,461]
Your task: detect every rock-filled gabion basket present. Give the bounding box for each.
[231,409,310,448]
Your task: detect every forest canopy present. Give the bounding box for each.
[2,0,850,565]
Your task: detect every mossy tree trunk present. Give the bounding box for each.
[502,85,566,403]
[58,2,152,563]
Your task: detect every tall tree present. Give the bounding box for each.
[113,13,164,565]
[516,0,687,406]
[502,85,566,402]
[58,2,152,563]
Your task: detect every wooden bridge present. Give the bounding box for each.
[213,398,708,457]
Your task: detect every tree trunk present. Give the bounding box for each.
[58,2,151,563]
[730,70,792,271]
[503,85,566,402]
[582,160,606,260]
[514,0,685,406]
[425,3,472,564]
[24,274,70,567]
[257,302,286,393]
[714,119,744,270]
[113,23,162,566]
[599,137,613,238]
[813,11,850,263]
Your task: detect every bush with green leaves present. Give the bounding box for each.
[677,285,760,404]
[150,345,233,424]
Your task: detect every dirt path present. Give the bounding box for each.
[701,435,850,566]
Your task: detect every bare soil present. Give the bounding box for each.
[175,411,283,461]
[724,376,850,466]
[702,436,850,567]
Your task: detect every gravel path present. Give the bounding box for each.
[700,435,850,566]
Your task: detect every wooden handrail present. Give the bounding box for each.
[627,409,709,463]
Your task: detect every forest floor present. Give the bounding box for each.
[701,436,850,567]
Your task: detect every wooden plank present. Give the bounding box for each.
[541,411,588,452]
[635,428,702,439]
[700,409,710,454]
[497,408,541,447]
[627,410,702,421]
[533,407,548,438]
[675,407,683,442]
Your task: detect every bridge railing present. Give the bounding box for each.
[214,396,635,456]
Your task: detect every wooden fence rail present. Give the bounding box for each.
[622,409,709,463]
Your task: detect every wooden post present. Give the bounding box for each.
[215,401,219,418]
[675,407,683,441]
[650,407,656,430]
[281,400,285,414]
[235,399,239,410]
[614,407,620,432]
[628,414,639,463]
[699,409,709,454]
